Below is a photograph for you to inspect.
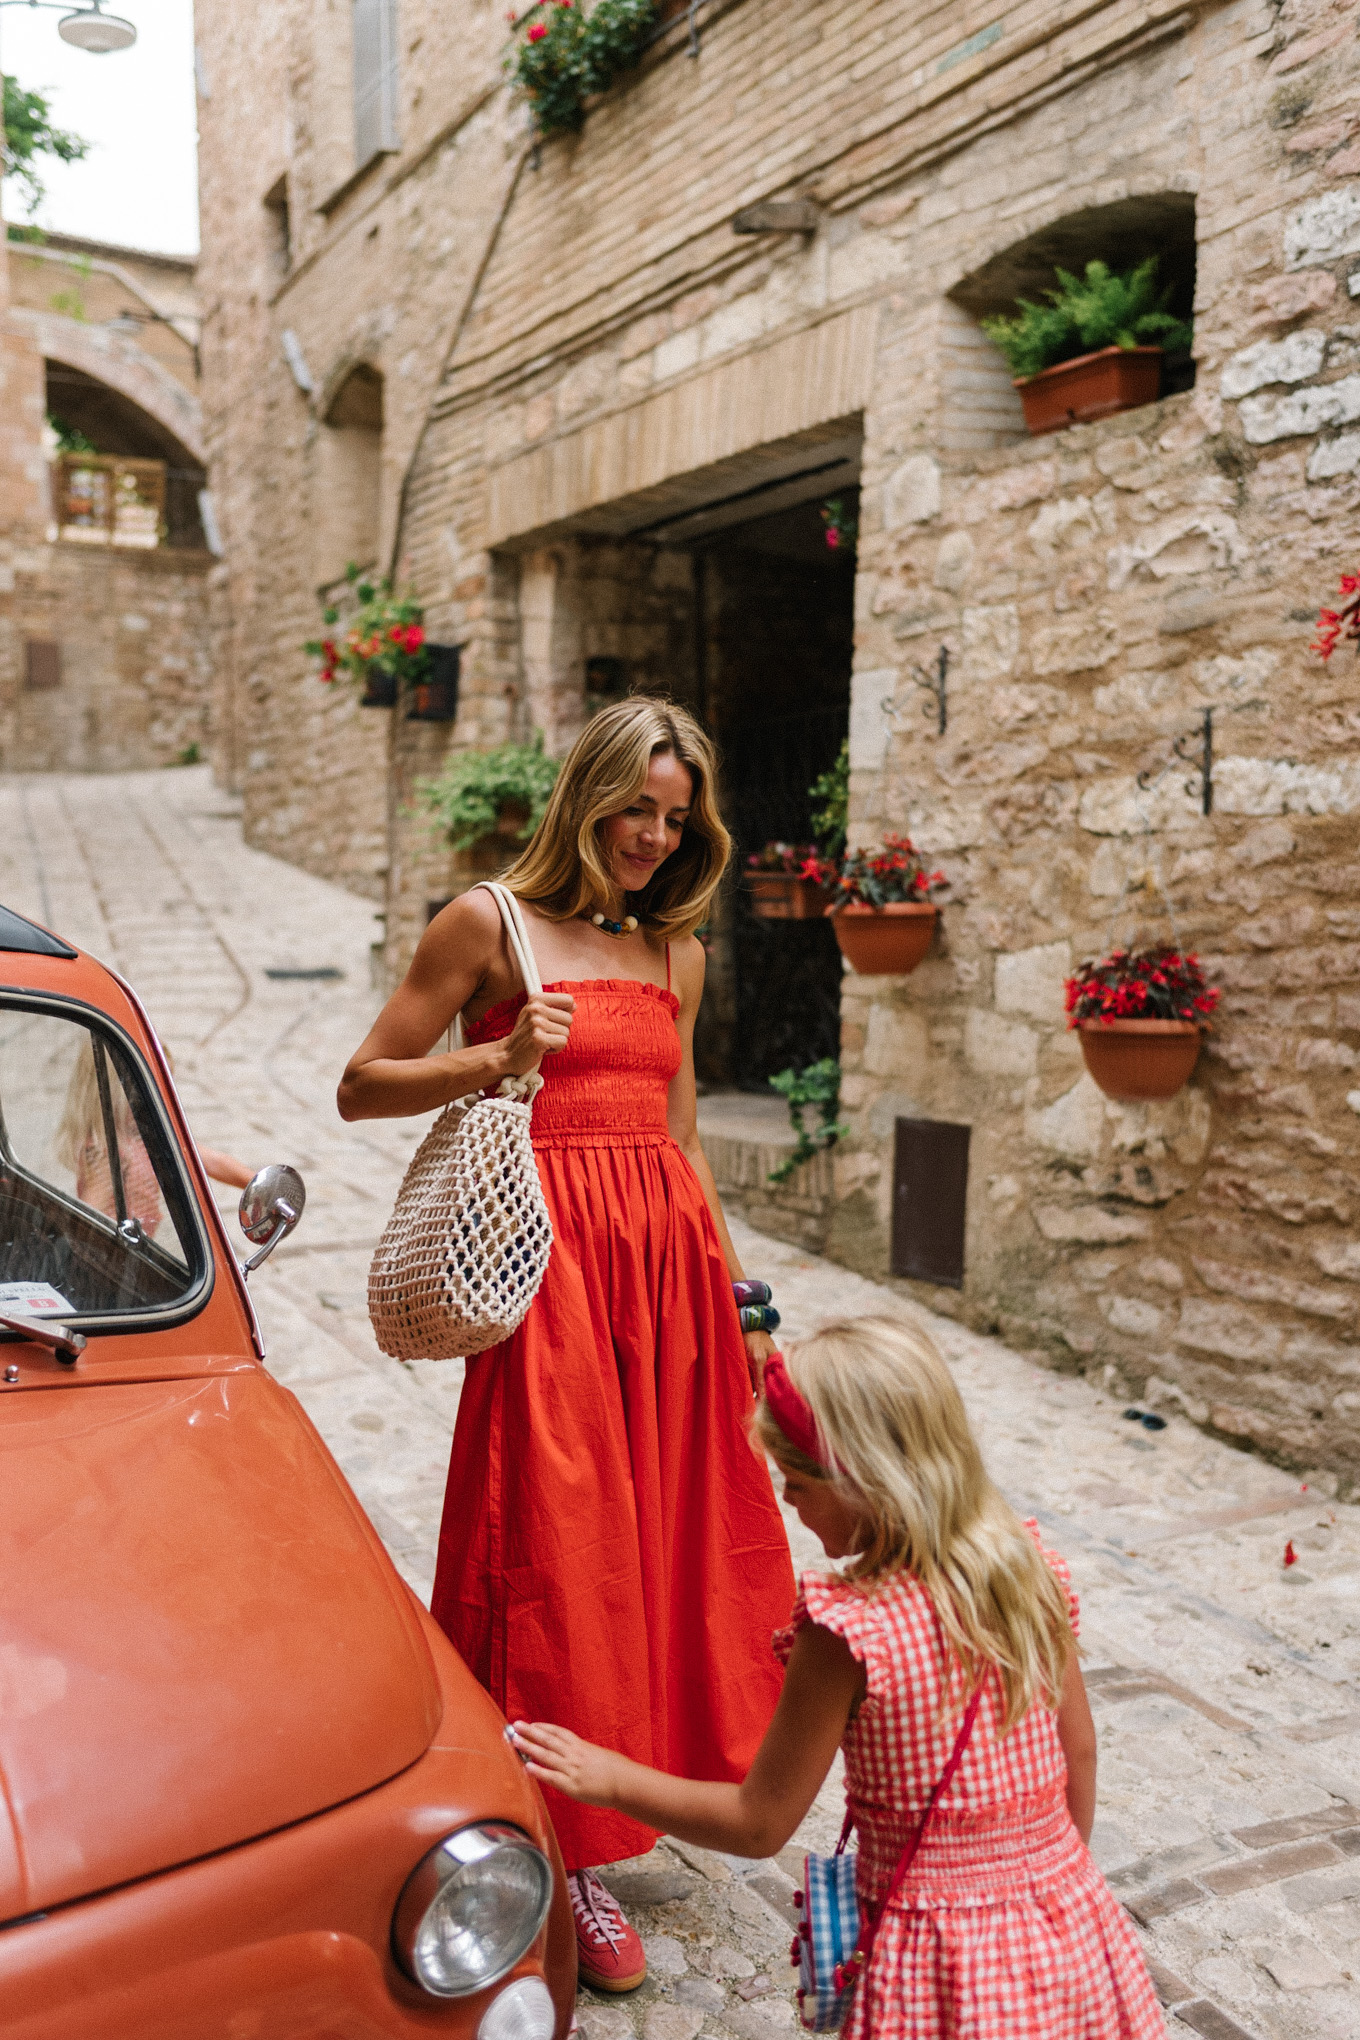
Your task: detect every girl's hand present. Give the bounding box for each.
[500,993,575,1076]
[742,1327,776,1394]
[509,1721,621,1806]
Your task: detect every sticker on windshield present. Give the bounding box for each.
[0,1282,77,1317]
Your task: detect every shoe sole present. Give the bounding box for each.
[578,1963,648,1994]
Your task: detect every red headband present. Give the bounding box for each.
[762,1352,830,1469]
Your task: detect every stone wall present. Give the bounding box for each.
[199,0,1360,1472]
[3,542,213,772]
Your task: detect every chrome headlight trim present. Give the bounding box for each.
[392,1822,554,1999]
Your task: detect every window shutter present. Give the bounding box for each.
[891,1117,970,1288]
[353,0,398,165]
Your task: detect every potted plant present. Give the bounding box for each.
[745,842,828,920]
[509,0,657,140]
[1065,946,1220,1101]
[745,742,849,921]
[418,733,561,875]
[813,833,947,976]
[981,258,1192,437]
[307,564,429,709]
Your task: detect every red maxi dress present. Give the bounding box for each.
[430,967,796,1872]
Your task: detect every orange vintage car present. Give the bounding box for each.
[0,907,575,2040]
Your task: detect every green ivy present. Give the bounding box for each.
[767,1059,848,1186]
[48,415,97,455]
[509,0,657,139]
[981,258,1193,381]
[808,740,849,861]
[418,733,561,852]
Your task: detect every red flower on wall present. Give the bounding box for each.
[1312,571,1360,659]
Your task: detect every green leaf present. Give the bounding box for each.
[417,732,562,850]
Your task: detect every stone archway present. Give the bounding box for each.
[14,306,204,466]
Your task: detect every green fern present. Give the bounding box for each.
[981,257,1193,380]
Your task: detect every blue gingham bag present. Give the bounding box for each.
[789,1685,983,2032]
[790,1818,861,2030]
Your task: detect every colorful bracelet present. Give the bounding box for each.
[733,1279,773,1308]
[739,1302,781,1335]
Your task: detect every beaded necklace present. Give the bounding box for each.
[589,910,638,938]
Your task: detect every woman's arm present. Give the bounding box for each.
[337,890,575,1122]
[666,937,777,1383]
[512,1622,864,1858]
[1057,1655,1097,1844]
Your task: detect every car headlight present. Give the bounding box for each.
[478,1977,557,2040]
[392,1823,554,1998]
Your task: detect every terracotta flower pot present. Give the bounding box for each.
[1016,346,1163,436]
[746,873,830,921]
[1077,1018,1203,1101]
[831,902,937,976]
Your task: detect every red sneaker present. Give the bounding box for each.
[567,1869,647,1993]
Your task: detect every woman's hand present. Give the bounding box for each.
[500,992,575,1076]
[509,1721,622,1807]
[742,1327,776,1394]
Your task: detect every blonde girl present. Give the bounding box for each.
[513,1315,1164,2038]
[339,700,794,1993]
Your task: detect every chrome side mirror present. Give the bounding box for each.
[238,1164,306,1276]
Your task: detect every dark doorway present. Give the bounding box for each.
[694,492,856,1090]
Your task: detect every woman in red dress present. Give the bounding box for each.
[339,699,796,1991]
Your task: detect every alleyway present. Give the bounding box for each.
[4,766,1360,2040]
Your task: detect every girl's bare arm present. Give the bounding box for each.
[337,890,574,1121]
[1056,1655,1097,1844]
[512,1623,864,1859]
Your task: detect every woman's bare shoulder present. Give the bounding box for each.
[669,932,707,1002]
[411,887,503,982]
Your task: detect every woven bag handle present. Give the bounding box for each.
[445,883,545,1097]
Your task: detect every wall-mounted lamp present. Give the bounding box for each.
[0,2,137,52]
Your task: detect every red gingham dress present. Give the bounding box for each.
[775,1526,1164,2039]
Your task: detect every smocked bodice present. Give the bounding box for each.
[463,979,681,1148]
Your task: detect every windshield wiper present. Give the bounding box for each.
[0,1314,86,1365]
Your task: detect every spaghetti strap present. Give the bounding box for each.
[665,943,672,993]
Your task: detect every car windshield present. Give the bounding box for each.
[0,1001,206,1325]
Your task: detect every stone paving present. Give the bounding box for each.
[4,767,1360,2040]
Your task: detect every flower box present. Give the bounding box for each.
[1077,1019,1203,1101]
[1016,346,1163,436]
[831,902,937,976]
[359,666,398,709]
[746,873,830,921]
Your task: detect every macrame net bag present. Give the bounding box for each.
[368,883,553,1362]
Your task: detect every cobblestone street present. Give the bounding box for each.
[6,766,1360,2040]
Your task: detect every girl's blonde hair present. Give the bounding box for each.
[754,1315,1076,1730]
[500,698,730,942]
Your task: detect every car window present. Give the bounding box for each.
[0,1002,207,1324]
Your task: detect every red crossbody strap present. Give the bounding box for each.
[836,1680,984,1987]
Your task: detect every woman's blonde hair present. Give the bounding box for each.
[754,1315,1076,1730]
[500,698,730,941]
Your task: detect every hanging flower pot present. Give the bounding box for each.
[406,644,461,723]
[360,665,398,708]
[1014,346,1163,436]
[813,835,948,976]
[1077,1019,1203,1101]
[831,901,938,975]
[1065,947,1220,1101]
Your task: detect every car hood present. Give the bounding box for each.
[0,1372,441,1918]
